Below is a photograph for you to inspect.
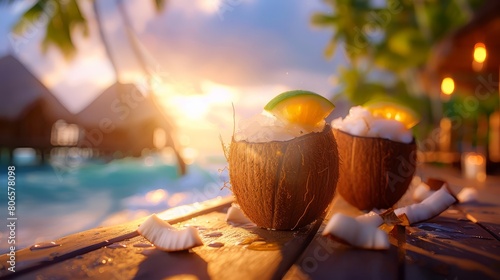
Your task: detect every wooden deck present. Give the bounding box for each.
[1,164,499,279]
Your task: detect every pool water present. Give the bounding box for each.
[0,155,230,253]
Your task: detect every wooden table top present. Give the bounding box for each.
[1,164,499,280]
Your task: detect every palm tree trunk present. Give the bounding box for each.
[116,0,151,78]
[92,0,120,82]
[116,0,186,175]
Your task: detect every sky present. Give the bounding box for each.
[0,0,347,159]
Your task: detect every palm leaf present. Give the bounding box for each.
[11,0,87,58]
[11,0,50,35]
[311,13,338,27]
[153,0,167,12]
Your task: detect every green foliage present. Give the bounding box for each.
[9,0,166,59]
[12,0,88,58]
[153,0,167,12]
[312,0,486,130]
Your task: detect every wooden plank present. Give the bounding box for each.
[417,164,500,240]
[284,165,500,280]
[284,233,400,280]
[283,195,400,280]
[406,166,500,278]
[284,208,500,280]
[454,188,500,241]
[398,207,500,280]
[0,196,234,278]
[3,164,499,279]
[15,208,323,279]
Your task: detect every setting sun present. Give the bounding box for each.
[154,79,237,126]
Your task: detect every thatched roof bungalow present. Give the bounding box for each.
[425,0,500,94]
[0,55,75,152]
[424,0,500,171]
[75,82,186,174]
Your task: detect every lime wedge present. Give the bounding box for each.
[264,90,335,129]
[364,101,420,129]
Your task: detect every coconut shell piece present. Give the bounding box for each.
[333,129,416,211]
[229,124,339,230]
[426,178,446,190]
[425,178,458,203]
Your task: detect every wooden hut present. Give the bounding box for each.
[75,82,186,174]
[0,54,76,161]
[425,0,500,94]
[424,0,500,172]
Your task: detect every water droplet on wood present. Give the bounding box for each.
[107,243,127,249]
[30,242,61,251]
[237,237,264,245]
[133,243,154,248]
[208,242,224,248]
[246,241,280,251]
[204,232,223,237]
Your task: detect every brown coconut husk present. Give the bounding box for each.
[229,124,339,230]
[426,178,446,190]
[333,129,416,211]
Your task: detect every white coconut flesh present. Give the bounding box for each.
[137,214,203,252]
[331,106,413,143]
[323,213,390,250]
[412,182,433,202]
[323,184,457,250]
[226,203,255,226]
[395,186,456,225]
[354,211,384,228]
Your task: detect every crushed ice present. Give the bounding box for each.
[234,111,324,143]
[331,106,413,143]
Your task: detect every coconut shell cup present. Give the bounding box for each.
[229,124,339,230]
[333,128,417,211]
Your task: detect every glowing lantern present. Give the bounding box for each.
[473,42,487,63]
[441,77,455,95]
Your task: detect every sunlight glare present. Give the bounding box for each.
[182,147,199,165]
[154,79,237,125]
[198,0,222,14]
[201,79,237,103]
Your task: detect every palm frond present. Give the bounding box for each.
[12,0,87,58]
[153,0,167,13]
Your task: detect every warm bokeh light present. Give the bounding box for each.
[469,154,484,165]
[441,77,455,95]
[473,42,487,63]
[51,120,79,146]
[394,113,401,122]
[168,192,189,207]
[181,147,199,165]
[145,189,168,204]
[463,152,487,182]
[153,128,167,149]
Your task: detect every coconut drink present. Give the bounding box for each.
[228,90,340,230]
[331,104,418,211]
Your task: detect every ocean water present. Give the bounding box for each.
[0,154,231,253]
